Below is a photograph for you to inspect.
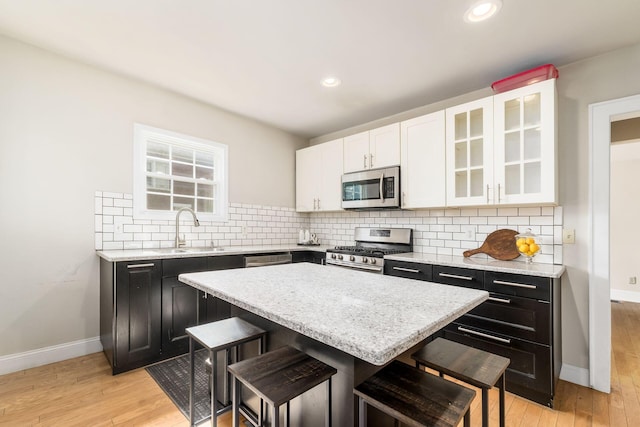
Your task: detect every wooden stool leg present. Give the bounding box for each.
[326,377,332,427]
[499,374,506,427]
[358,396,366,427]
[211,349,218,427]
[464,408,471,427]
[481,387,489,427]
[189,338,195,427]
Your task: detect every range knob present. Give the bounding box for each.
[370,258,377,265]
[349,255,355,261]
[362,257,368,263]
[331,253,337,259]
[338,254,343,260]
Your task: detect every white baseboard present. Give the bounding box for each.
[611,289,640,303]
[0,337,103,376]
[559,363,590,387]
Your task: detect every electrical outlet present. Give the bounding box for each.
[562,228,575,244]
[630,277,637,285]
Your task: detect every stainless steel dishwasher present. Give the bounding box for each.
[243,253,292,268]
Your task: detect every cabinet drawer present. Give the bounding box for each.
[459,294,551,345]
[432,265,483,290]
[443,323,552,398]
[485,271,551,301]
[384,260,432,281]
[162,257,209,277]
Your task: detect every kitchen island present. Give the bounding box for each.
[179,262,489,426]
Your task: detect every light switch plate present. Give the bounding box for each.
[563,228,575,244]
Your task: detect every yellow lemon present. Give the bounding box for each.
[526,237,535,245]
[519,243,529,253]
[516,238,526,246]
[530,243,540,253]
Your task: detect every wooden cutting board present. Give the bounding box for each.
[463,229,520,260]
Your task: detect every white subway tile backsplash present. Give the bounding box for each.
[95,192,564,265]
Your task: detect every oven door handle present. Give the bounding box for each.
[327,260,383,273]
[379,172,385,202]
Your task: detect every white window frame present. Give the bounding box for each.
[133,123,229,222]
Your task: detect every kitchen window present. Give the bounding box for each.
[133,124,228,221]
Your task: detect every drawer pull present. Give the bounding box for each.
[393,266,421,274]
[439,272,473,281]
[457,326,512,344]
[488,296,512,304]
[127,263,155,269]
[493,279,537,289]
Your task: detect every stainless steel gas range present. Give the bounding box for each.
[325,227,413,273]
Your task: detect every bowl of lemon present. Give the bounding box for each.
[515,229,540,263]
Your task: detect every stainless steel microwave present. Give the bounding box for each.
[341,166,400,209]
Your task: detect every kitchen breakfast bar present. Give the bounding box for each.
[179,262,489,426]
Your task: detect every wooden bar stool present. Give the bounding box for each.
[228,345,337,427]
[411,338,510,427]
[354,360,475,427]
[186,317,267,427]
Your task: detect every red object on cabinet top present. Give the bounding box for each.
[491,64,558,93]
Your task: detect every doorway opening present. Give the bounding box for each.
[589,94,640,393]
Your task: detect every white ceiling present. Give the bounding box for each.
[1,1,639,139]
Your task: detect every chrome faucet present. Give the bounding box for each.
[175,207,200,248]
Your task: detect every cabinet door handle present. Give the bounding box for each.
[498,183,501,203]
[317,198,320,210]
[488,296,512,304]
[313,198,317,210]
[364,154,368,169]
[439,272,473,281]
[402,192,406,207]
[127,263,155,269]
[493,279,537,289]
[457,326,511,344]
[370,153,374,167]
[486,184,490,204]
[393,266,421,274]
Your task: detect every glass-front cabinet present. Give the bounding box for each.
[493,78,557,205]
[445,97,494,206]
[445,79,557,207]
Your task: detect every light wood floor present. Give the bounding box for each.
[1,301,639,426]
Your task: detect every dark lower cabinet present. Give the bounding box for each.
[100,254,244,374]
[110,259,162,374]
[292,250,325,264]
[443,322,553,405]
[385,259,561,408]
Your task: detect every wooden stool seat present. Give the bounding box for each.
[186,317,267,427]
[228,346,337,427]
[411,338,510,427]
[354,360,475,427]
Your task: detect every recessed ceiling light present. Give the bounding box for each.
[464,0,502,23]
[321,76,341,88]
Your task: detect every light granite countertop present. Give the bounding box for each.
[179,263,488,366]
[385,253,566,278]
[96,244,330,262]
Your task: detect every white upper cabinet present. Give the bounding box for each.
[296,138,344,212]
[400,111,446,209]
[493,79,557,205]
[445,79,557,207]
[343,123,400,172]
[445,96,494,207]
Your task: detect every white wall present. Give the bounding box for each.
[0,35,306,357]
[610,141,640,300]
